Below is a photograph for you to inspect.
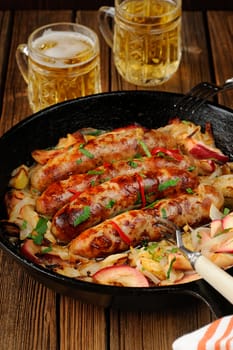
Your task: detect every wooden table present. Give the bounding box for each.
[0,8,233,350]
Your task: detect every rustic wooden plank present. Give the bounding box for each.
[1,9,232,350]
[0,11,11,111]
[0,250,58,350]
[109,302,212,350]
[60,297,107,349]
[110,12,212,94]
[0,10,75,136]
[207,11,233,109]
[1,0,233,11]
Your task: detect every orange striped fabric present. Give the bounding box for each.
[197,319,222,349]
[215,317,233,350]
[172,315,233,350]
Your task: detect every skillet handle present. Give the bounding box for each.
[194,255,233,304]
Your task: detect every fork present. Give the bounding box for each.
[174,77,233,115]
[158,218,233,304]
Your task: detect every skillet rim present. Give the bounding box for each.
[1,90,233,315]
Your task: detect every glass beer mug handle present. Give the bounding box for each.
[98,6,115,48]
[16,44,29,84]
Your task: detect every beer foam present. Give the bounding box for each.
[32,30,93,59]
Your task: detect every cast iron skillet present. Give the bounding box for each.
[1,91,233,318]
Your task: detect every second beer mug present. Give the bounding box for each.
[99,0,182,86]
[16,22,101,112]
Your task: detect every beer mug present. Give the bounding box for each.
[16,22,101,112]
[98,0,182,86]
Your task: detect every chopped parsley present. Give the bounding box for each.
[73,206,91,226]
[223,207,230,216]
[187,166,196,172]
[87,169,105,175]
[30,217,48,245]
[186,188,194,194]
[145,199,160,209]
[79,144,94,159]
[168,247,178,254]
[166,257,176,279]
[161,208,167,219]
[105,199,116,209]
[145,242,159,254]
[128,160,138,168]
[134,153,143,159]
[41,246,52,254]
[138,140,151,157]
[158,178,180,191]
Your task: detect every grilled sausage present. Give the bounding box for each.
[30,125,178,192]
[69,184,224,258]
[30,126,144,191]
[51,168,198,243]
[36,155,194,216]
[30,119,227,192]
[31,131,86,165]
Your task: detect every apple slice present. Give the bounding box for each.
[93,265,149,287]
[215,238,233,253]
[21,239,41,263]
[222,214,233,230]
[210,219,223,237]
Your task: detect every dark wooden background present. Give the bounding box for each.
[1,0,233,11]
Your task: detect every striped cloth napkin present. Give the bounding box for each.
[172,315,233,350]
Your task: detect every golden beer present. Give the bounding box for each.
[16,23,101,112]
[113,0,182,86]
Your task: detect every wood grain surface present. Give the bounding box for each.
[0,9,232,350]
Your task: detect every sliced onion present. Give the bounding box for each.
[209,203,224,221]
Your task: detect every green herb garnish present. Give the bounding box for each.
[161,208,167,219]
[223,207,230,216]
[73,206,91,226]
[166,257,176,279]
[145,242,158,254]
[31,217,48,245]
[87,169,105,175]
[128,160,138,168]
[158,178,180,191]
[134,153,143,159]
[138,140,151,157]
[79,144,94,159]
[187,166,196,172]
[41,246,52,254]
[105,199,116,209]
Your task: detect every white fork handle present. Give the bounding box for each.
[194,255,233,304]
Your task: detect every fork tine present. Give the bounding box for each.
[155,217,177,238]
[174,82,216,111]
[174,78,233,115]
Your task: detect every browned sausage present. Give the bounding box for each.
[30,125,177,192]
[51,168,198,243]
[31,131,86,165]
[30,126,144,191]
[36,155,193,216]
[69,184,224,258]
